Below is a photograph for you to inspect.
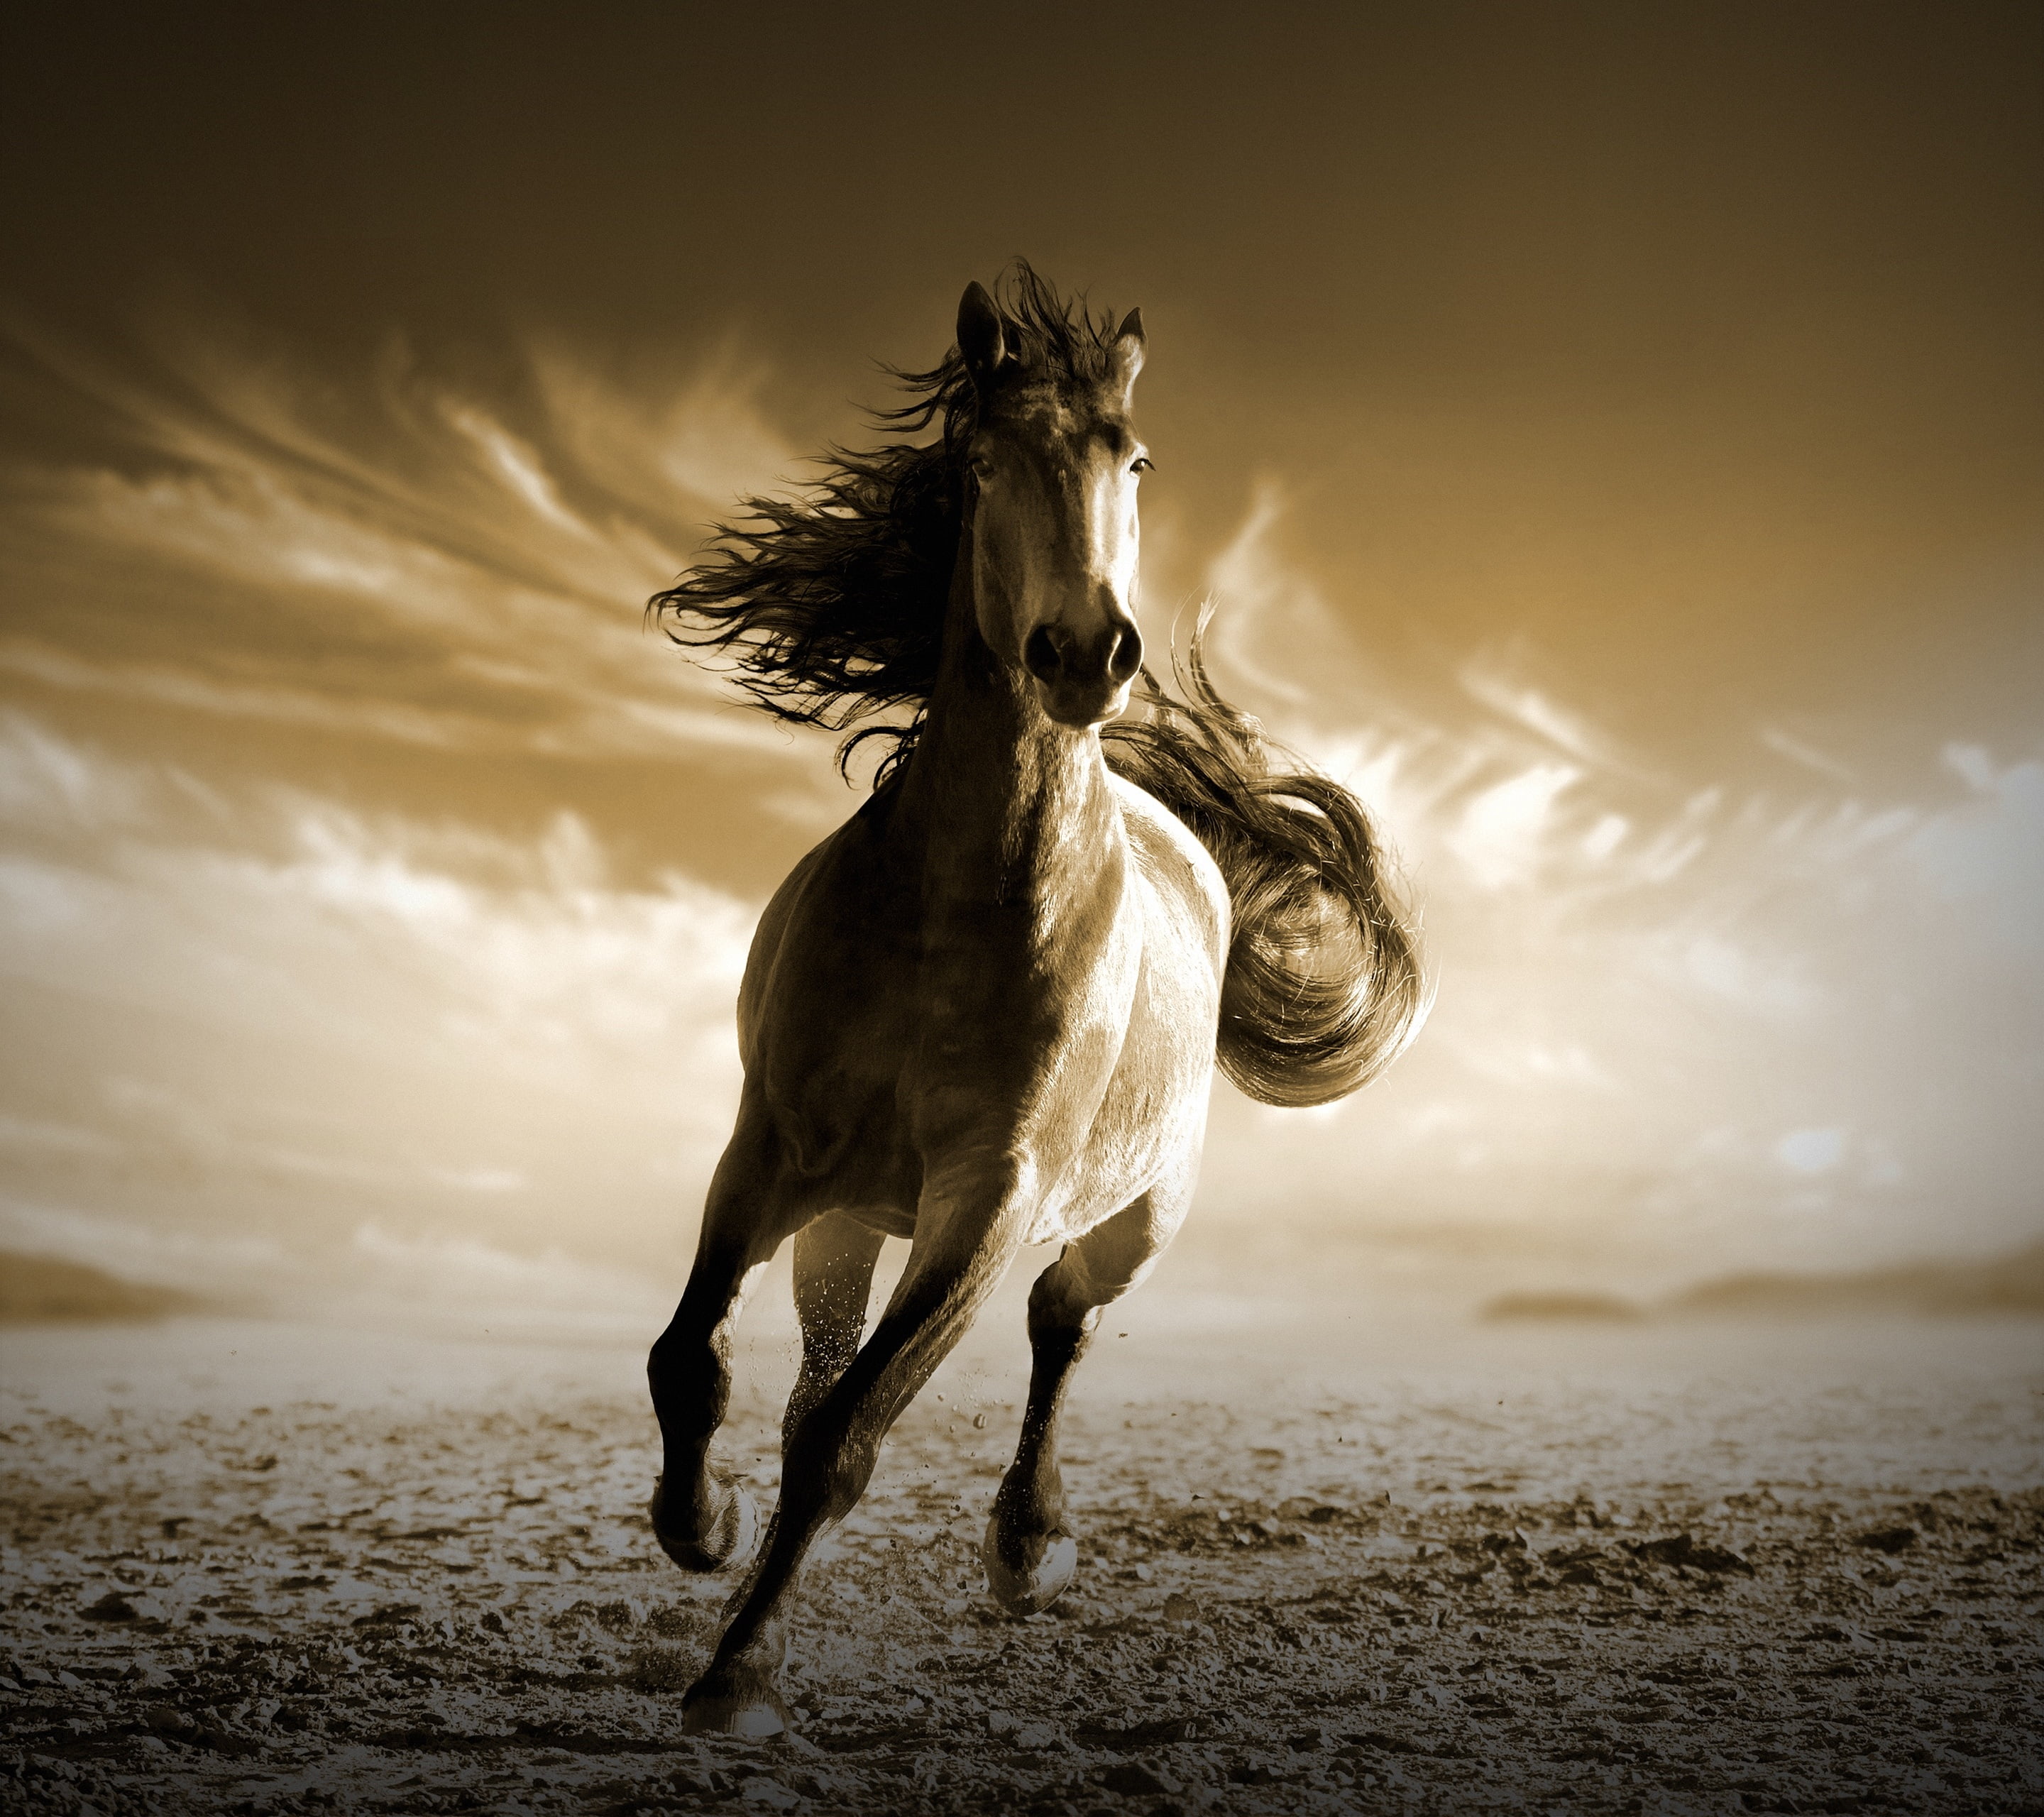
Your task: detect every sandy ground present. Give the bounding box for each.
[1,1292,2040,1816]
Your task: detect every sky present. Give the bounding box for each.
[0,1,2039,1322]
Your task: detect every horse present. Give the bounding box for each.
[644,265,1424,1737]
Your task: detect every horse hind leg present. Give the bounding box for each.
[783,1212,885,1451]
[647,1111,798,1574]
[984,1183,1186,1615]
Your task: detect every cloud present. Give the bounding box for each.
[529,342,800,522]
[1462,666,1622,769]
[1776,1128,1846,1175]
[1188,487,2044,1275]
[0,309,820,767]
[1762,726,1855,782]
[1446,762,1582,891]
[341,1222,672,1337]
[0,1197,286,1296]
[0,716,753,1273]
[1907,747,2044,945]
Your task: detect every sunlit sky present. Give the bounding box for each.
[1,4,2038,1317]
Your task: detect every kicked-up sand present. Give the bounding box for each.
[1,1277,2039,1816]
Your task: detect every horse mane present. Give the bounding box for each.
[652,266,1427,1103]
[649,260,1125,784]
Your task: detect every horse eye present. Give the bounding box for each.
[1131,457,1154,475]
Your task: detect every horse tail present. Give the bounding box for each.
[1101,615,1428,1108]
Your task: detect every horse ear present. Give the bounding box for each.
[957,282,1011,392]
[1110,307,1145,400]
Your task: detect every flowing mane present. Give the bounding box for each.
[651,262,1123,783]
[652,263,1426,1098]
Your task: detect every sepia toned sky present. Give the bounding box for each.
[1,2,2038,1319]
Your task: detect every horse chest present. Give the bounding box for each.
[753,784,1221,1238]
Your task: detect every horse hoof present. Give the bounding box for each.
[681,1664,793,1738]
[649,1473,760,1574]
[982,1517,1078,1615]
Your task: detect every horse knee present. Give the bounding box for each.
[649,1328,739,1450]
[647,1327,687,1380]
[649,1328,713,1395]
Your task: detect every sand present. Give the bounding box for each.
[1,1300,2039,1815]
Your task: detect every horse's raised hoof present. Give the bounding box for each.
[982,1515,1079,1615]
[681,1662,793,1738]
[649,1472,759,1574]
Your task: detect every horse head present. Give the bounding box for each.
[955,280,1148,730]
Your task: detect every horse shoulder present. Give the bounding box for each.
[735,803,922,1205]
[736,800,913,1072]
[733,838,832,1070]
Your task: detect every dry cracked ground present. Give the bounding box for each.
[1,1309,2040,1816]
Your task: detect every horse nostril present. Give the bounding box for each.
[1106,622,1143,684]
[1023,625,1064,684]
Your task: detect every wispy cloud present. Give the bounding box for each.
[1761,726,1855,782]
[1187,487,2044,1278]
[0,309,819,767]
[1461,665,1625,769]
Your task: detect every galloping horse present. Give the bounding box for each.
[647,266,1424,1735]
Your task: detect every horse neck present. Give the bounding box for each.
[894,554,1119,908]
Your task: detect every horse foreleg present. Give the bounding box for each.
[681,1197,1026,1735]
[782,1212,884,1451]
[647,1114,795,1574]
[984,1183,1187,1614]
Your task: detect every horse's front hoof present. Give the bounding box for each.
[681,1662,793,1738]
[649,1473,760,1574]
[982,1516,1079,1615]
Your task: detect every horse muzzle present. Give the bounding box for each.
[1023,614,1143,728]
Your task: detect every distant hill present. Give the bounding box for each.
[0,1251,216,1323]
[1668,1238,2044,1317]
[1480,1290,1644,1324]
[1479,1236,2044,1324]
